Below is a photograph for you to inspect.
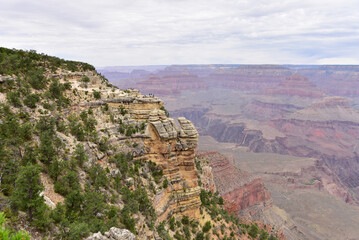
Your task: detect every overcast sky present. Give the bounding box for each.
[1,0,358,66]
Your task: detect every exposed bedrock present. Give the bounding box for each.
[173,108,359,203]
[196,151,272,217]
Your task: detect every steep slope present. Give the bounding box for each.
[196,151,273,218]
[198,136,359,240]
[0,47,280,240]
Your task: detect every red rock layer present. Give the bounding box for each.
[298,65,359,97]
[264,73,324,98]
[196,151,272,216]
[206,65,292,90]
[135,73,208,95]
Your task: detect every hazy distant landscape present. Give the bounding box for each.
[2,0,359,239]
[101,64,359,239]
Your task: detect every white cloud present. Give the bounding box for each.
[0,0,358,66]
[317,58,359,65]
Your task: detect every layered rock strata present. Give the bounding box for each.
[145,115,201,221]
[264,73,324,98]
[196,151,272,217]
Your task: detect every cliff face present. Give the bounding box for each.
[298,65,359,97]
[58,71,203,221]
[196,151,272,217]
[263,74,324,98]
[144,115,201,221]
[172,104,359,203]
[206,65,292,90]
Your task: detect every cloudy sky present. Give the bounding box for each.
[1,0,359,66]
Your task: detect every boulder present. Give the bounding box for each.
[85,228,135,240]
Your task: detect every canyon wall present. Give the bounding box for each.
[196,151,272,217]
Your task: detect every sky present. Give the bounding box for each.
[0,0,359,66]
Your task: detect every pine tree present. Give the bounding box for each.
[10,164,47,224]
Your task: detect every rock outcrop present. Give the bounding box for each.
[144,113,201,221]
[85,228,136,240]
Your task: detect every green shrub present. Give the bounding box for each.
[82,76,90,83]
[26,69,47,90]
[54,171,81,196]
[72,144,88,167]
[93,90,101,99]
[260,229,269,240]
[6,91,21,107]
[67,222,90,240]
[202,221,211,233]
[87,164,108,190]
[248,224,259,238]
[0,212,30,240]
[181,216,189,225]
[163,178,169,189]
[10,164,49,228]
[23,93,40,108]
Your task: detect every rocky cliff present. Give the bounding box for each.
[196,151,272,217]
[44,68,204,228]
[298,65,359,97]
[0,48,281,240]
[263,73,324,98]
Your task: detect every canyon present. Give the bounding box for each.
[0,48,282,240]
[99,64,359,239]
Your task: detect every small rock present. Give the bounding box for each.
[97,152,106,160]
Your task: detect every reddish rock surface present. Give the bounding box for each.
[196,151,272,217]
[298,65,359,97]
[243,100,302,120]
[135,72,208,95]
[206,65,292,90]
[263,73,324,98]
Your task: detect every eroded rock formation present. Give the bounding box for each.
[196,151,272,217]
[264,73,324,98]
[144,114,201,221]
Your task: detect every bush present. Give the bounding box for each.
[87,164,108,190]
[10,164,49,228]
[49,79,64,99]
[260,230,269,240]
[202,221,211,233]
[73,144,88,167]
[67,222,90,240]
[0,212,30,240]
[82,76,90,83]
[248,224,259,238]
[26,69,47,90]
[23,93,40,108]
[54,171,81,196]
[93,90,101,99]
[169,216,176,231]
[163,178,169,189]
[195,232,204,240]
[6,91,21,107]
[181,216,189,225]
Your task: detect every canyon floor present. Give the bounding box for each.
[199,136,359,240]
